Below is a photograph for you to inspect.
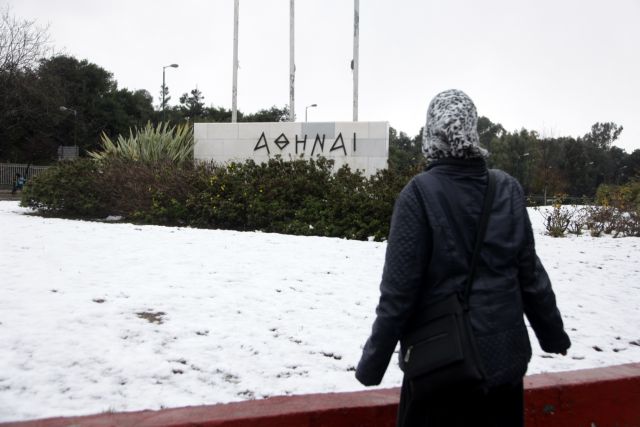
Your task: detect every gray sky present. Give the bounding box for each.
[6,0,640,152]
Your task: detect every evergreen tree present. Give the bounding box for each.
[159,84,171,110]
[179,87,205,119]
[582,122,623,150]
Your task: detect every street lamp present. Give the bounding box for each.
[162,63,179,122]
[59,106,78,147]
[305,103,317,122]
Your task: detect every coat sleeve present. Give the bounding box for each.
[355,182,430,386]
[517,186,571,354]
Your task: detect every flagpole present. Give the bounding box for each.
[232,0,239,122]
[352,0,359,122]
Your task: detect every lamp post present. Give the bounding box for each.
[232,0,239,122]
[162,63,179,122]
[305,104,317,122]
[352,0,359,121]
[289,0,295,122]
[59,106,78,147]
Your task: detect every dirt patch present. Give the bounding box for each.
[136,311,166,324]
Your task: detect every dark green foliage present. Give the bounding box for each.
[388,127,424,173]
[596,181,640,211]
[0,54,156,164]
[624,149,640,179]
[485,121,633,198]
[20,158,107,217]
[477,116,505,162]
[488,128,537,192]
[94,158,197,224]
[536,197,573,237]
[241,106,290,122]
[179,87,205,119]
[534,185,640,238]
[581,181,640,237]
[137,190,191,225]
[184,156,413,240]
[23,156,415,241]
[582,122,623,150]
[162,104,290,125]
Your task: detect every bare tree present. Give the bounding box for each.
[0,6,51,73]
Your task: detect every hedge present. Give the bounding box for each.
[21,157,418,241]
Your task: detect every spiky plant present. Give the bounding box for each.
[89,122,194,165]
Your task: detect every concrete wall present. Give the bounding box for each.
[194,122,389,177]
[3,363,639,427]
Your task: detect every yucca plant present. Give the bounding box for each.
[89,122,194,165]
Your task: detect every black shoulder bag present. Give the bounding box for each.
[400,170,496,397]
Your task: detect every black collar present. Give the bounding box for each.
[425,157,487,172]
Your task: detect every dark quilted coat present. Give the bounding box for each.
[356,157,571,388]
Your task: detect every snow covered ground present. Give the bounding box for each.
[0,200,639,421]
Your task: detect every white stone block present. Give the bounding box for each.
[195,139,225,160]
[267,122,302,139]
[335,121,369,139]
[193,139,208,159]
[238,122,269,139]
[306,135,333,158]
[207,123,239,140]
[223,139,248,158]
[193,139,205,158]
[193,121,388,177]
[252,154,271,165]
[194,123,208,141]
[368,156,389,174]
[354,139,388,157]
[350,157,369,174]
[211,156,228,167]
[317,133,350,157]
[351,138,372,157]
[302,122,335,139]
[331,157,347,170]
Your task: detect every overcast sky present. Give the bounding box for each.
[6,0,640,152]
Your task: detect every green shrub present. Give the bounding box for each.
[592,181,640,237]
[22,154,417,241]
[535,196,573,237]
[186,161,255,230]
[596,182,640,211]
[20,158,108,217]
[245,157,335,232]
[183,156,413,240]
[134,190,190,225]
[288,164,370,239]
[88,122,194,165]
[22,157,199,224]
[567,209,586,235]
[187,157,337,234]
[95,158,197,224]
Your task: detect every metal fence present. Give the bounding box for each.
[0,163,50,186]
[58,145,79,161]
[527,194,594,206]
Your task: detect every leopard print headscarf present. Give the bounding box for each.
[422,89,488,161]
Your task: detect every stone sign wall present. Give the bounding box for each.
[194,121,389,176]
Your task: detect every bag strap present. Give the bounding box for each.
[462,170,496,307]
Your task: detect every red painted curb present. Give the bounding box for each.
[524,363,640,427]
[2,363,639,427]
